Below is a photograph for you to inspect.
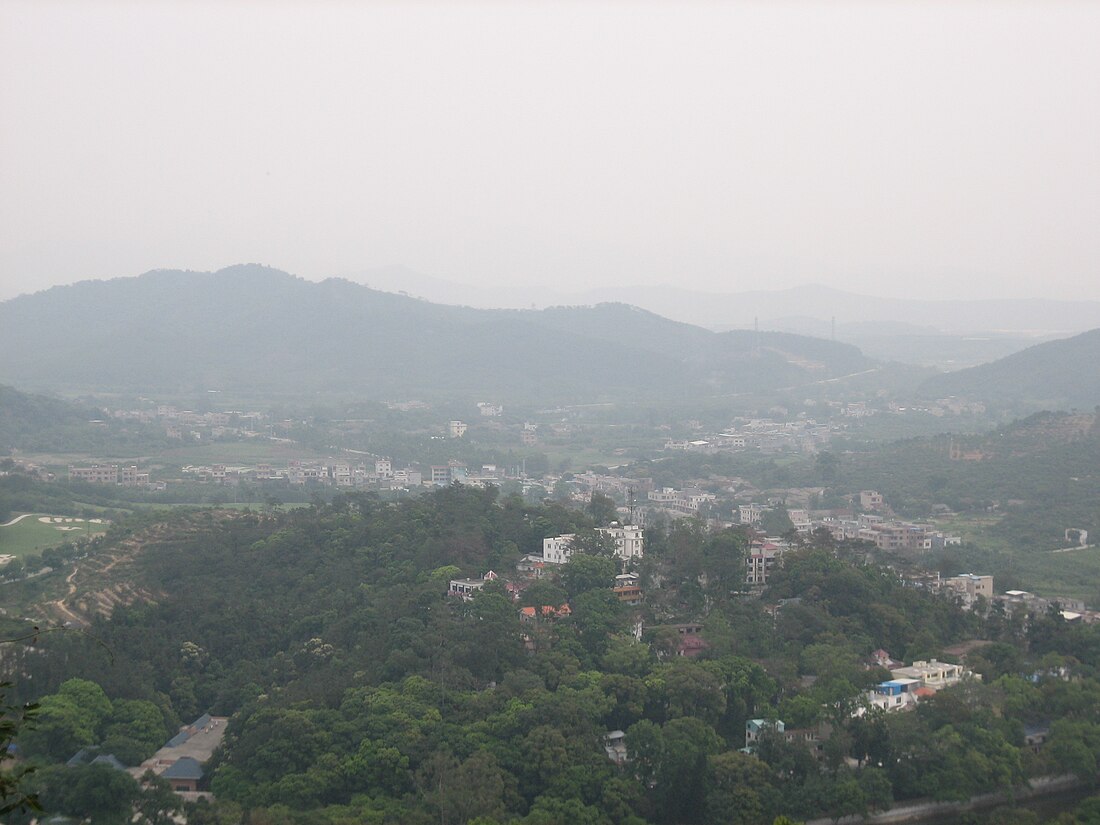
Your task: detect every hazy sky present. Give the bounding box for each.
[2,1,1098,302]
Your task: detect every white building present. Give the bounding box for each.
[448,420,467,438]
[600,524,644,561]
[542,534,575,565]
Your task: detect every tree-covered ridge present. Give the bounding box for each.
[10,489,1100,823]
[920,328,1100,413]
[0,266,873,401]
[0,383,172,455]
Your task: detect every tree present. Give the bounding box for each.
[37,763,140,825]
[705,750,778,825]
[0,682,39,816]
[657,717,723,823]
[102,699,169,765]
[570,590,627,657]
[570,528,618,559]
[134,771,185,825]
[588,492,619,526]
[561,554,618,599]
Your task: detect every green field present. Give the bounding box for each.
[932,514,1100,603]
[0,514,107,559]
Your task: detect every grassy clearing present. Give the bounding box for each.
[155,440,329,466]
[0,514,107,558]
[931,513,1100,602]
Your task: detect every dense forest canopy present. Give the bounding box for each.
[6,488,1100,823]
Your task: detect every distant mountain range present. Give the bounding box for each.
[0,266,875,403]
[348,266,1100,337]
[919,327,1100,413]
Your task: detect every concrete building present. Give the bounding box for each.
[599,523,644,561]
[448,570,498,600]
[542,534,575,565]
[68,464,120,484]
[890,659,968,690]
[943,574,994,608]
[860,490,885,510]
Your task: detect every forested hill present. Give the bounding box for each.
[0,385,107,451]
[919,327,1100,412]
[11,489,1100,824]
[0,265,873,401]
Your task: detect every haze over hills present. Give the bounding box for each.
[919,327,1100,413]
[350,265,1100,337]
[0,265,875,403]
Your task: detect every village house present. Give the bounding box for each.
[519,604,571,622]
[448,570,498,600]
[612,572,643,605]
[604,730,629,766]
[890,659,968,690]
[942,573,994,608]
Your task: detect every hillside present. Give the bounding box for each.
[0,385,107,451]
[0,265,875,402]
[13,490,1100,824]
[918,327,1100,412]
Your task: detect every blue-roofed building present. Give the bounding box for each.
[163,756,204,792]
[65,748,128,770]
[165,730,190,748]
[90,753,128,771]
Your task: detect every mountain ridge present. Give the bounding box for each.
[0,265,874,403]
[918,327,1100,412]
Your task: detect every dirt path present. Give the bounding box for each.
[1051,544,1096,554]
[47,565,87,626]
[0,512,41,528]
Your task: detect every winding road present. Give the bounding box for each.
[0,512,41,528]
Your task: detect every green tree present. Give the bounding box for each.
[37,763,140,825]
[561,554,618,599]
[0,682,39,816]
[587,493,619,526]
[705,750,778,825]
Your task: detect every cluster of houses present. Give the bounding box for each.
[447,524,647,638]
[859,653,970,715]
[606,650,976,768]
[65,712,226,798]
[68,463,163,490]
[735,490,961,554]
[106,403,270,441]
[662,417,836,456]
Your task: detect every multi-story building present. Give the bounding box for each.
[599,524,644,561]
[69,464,120,484]
[860,490,885,510]
[542,534,575,565]
[739,503,764,525]
[943,573,994,608]
[747,541,785,585]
